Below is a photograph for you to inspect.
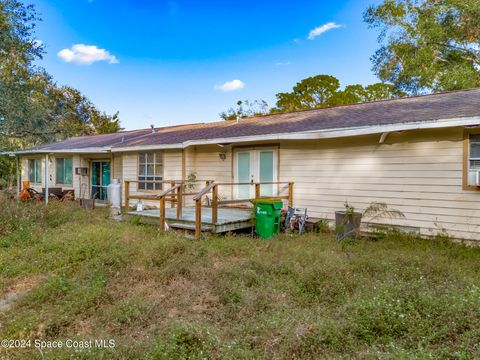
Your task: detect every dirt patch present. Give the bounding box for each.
[0,276,43,312]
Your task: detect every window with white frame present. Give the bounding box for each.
[28,159,42,183]
[56,158,73,185]
[468,134,480,186]
[138,152,163,190]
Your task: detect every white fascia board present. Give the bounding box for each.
[111,116,480,152]
[12,147,111,155]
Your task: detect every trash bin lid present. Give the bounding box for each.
[253,198,283,209]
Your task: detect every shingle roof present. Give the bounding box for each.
[113,88,480,147]
[16,124,196,152]
[14,88,480,153]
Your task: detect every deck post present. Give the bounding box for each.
[212,184,218,224]
[288,182,294,208]
[176,185,183,219]
[160,196,166,231]
[195,199,202,240]
[170,181,175,208]
[124,181,130,210]
[255,183,260,199]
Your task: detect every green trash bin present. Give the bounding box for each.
[254,198,283,239]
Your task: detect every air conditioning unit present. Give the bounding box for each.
[75,167,88,176]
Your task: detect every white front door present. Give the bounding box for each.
[234,148,277,199]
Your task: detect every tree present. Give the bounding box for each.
[220,99,269,120]
[275,75,340,112]
[0,0,46,143]
[0,0,121,144]
[0,0,121,188]
[90,110,121,134]
[273,75,405,112]
[363,83,405,101]
[364,0,480,93]
[329,83,405,106]
[328,84,367,107]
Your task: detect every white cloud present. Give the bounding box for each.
[307,22,343,40]
[57,44,119,65]
[275,61,291,66]
[214,79,245,92]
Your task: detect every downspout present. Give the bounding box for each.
[379,132,390,144]
[45,153,49,204]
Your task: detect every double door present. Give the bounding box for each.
[234,148,277,199]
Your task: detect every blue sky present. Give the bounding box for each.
[33,0,381,130]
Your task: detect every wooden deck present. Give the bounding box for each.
[128,206,253,234]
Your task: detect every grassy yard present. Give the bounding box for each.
[0,196,479,359]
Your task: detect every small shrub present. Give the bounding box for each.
[314,218,331,233]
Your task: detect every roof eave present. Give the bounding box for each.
[111,116,480,152]
[10,147,111,155]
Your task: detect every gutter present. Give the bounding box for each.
[111,116,480,152]
[4,147,111,155]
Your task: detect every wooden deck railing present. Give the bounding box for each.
[192,182,218,240]
[124,179,294,240]
[191,181,294,240]
[124,179,213,208]
[159,184,183,231]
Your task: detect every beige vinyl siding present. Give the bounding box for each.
[279,127,480,240]
[188,145,233,200]
[113,153,123,180]
[164,150,183,180]
[189,145,232,183]
[122,153,139,207]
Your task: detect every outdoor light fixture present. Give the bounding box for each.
[219,152,227,161]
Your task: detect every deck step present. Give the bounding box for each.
[168,222,214,232]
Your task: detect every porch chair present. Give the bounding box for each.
[285,207,308,234]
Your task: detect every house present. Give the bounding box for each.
[5,88,480,240]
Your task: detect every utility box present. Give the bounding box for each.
[253,198,283,239]
[75,167,88,176]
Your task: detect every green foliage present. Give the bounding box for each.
[221,78,406,119]
[1,193,480,358]
[185,171,197,191]
[276,74,340,111]
[365,0,480,93]
[362,201,406,222]
[344,201,355,216]
[0,0,121,188]
[219,99,269,120]
[273,75,405,112]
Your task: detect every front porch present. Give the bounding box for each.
[124,180,294,239]
[128,206,253,234]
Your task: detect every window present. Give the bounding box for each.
[28,159,42,183]
[56,158,73,185]
[464,131,480,189]
[138,152,163,190]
